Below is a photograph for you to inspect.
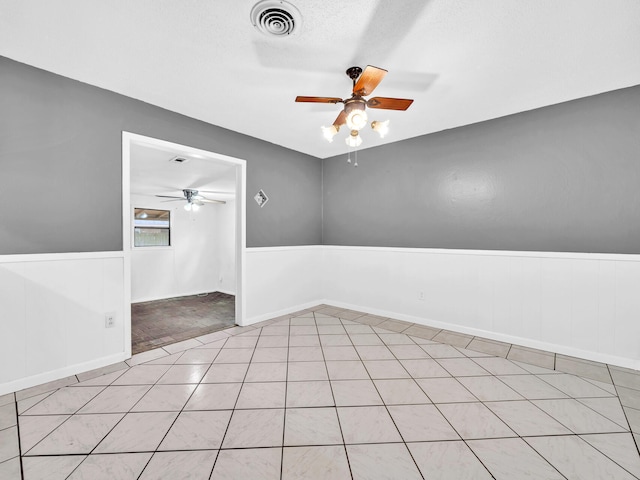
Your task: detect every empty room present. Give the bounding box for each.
[1,1,640,479]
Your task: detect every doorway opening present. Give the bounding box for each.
[122,132,246,357]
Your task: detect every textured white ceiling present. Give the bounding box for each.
[1,0,640,159]
[130,142,237,200]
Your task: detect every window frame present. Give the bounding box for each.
[132,208,172,249]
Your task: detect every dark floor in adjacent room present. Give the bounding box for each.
[131,292,235,354]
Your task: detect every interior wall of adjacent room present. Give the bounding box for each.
[216,198,236,295]
[130,194,223,303]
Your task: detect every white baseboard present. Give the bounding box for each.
[0,352,129,397]
[216,289,236,296]
[132,290,228,304]
[325,299,640,371]
[322,245,640,371]
[244,299,323,326]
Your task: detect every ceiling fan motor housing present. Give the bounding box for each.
[183,189,198,202]
[344,98,366,114]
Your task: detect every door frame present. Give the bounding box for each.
[122,132,247,357]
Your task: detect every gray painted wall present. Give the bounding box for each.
[322,85,640,254]
[3,56,639,256]
[0,57,322,254]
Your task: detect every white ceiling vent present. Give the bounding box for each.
[250,0,301,37]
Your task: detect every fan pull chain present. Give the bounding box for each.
[346,145,359,167]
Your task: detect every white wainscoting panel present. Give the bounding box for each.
[321,246,640,369]
[0,254,127,395]
[244,246,322,324]
[3,245,639,395]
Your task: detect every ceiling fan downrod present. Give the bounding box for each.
[346,66,363,87]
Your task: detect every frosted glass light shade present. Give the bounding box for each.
[345,130,362,147]
[346,109,368,130]
[371,120,390,138]
[321,125,339,142]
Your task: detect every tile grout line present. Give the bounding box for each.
[12,392,25,480]
[209,328,261,478]
[372,323,507,480]
[361,312,640,479]
[354,319,427,480]
[11,305,640,479]
[356,315,566,480]
[348,313,605,480]
[134,341,227,479]
[571,433,640,480]
[279,319,291,480]
[505,342,514,360]
[605,363,640,459]
[517,439,570,480]
[74,349,192,477]
[318,312,355,480]
[18,396,92,460]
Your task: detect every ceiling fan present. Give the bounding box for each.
[295,65,414,146]
[156,189,227,211]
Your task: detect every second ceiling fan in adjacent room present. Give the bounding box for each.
[156,189,227,211]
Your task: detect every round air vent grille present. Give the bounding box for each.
[250,0,301,37]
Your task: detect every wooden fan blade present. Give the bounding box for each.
[333,110,347,127]
[155,195,183,199]
[295,96,343,104]
[353,65,387,96]
[367,97,414,111]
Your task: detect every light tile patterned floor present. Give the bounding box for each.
[2,305,640,479]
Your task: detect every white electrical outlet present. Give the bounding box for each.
[105,312,116,328]
[418,291,425,301]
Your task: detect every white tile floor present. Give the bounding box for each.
[2,305,640,479]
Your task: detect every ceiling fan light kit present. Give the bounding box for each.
[296,65,414,164]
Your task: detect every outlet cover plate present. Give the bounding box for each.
[105,312,116,328]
